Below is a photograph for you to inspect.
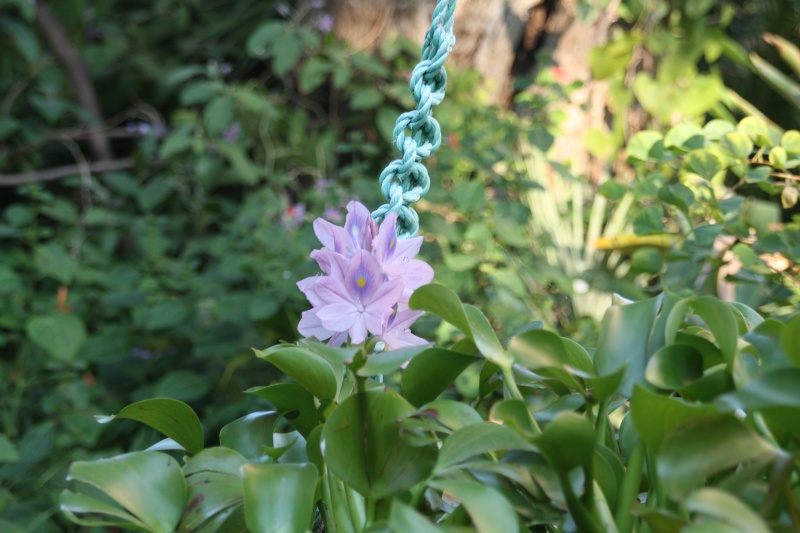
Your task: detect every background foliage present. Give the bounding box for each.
[0,0,799,531]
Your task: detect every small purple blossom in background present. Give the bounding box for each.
[316,13,334,33]
[221,122,241,143]
[275,3,291,17]
[310,0,325,9]
[282,203,306,231]
[298,201,433,349]
[323,206,342,223]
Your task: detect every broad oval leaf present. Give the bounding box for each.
[645,344,704,390]
[241,463,318,533]
[180,447,247,532]
[62,451,186,533]
[436,422,537,472]
[684,488,770,533]
[658,414,776,498]
[408,283,471,337]
[321,389,437,498]
[219,411,281,461]
[246,383,319,438]
[630,386,717,452]
[254,346,338,399]
[26,314,86,363]
[402,348,481,407]
[429,479,519,533]
[96,398,204,455]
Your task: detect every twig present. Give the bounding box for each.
[0,159,135,187]
[35,3,113,161]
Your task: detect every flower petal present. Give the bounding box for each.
[317,303,359,332]
[298,309,333,340]
[345,201,378,251]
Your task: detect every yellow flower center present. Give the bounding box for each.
[357,276,367,288]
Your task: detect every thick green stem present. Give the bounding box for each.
[502,365,542,434]
[345,485,366,530]
[595,399,610,446]
[325,469,356,533]
[614,440,645,533]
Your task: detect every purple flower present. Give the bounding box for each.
[297,201,433,347]
[316,14,334,33]
[323,206,342,223]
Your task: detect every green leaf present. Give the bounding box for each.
[409,284,471,341]
[219,411,281,461]
[321,389,437,498]
[658,414,776,498]
[358,344,431,377]
[26,314,86,363]
[203,96,234,136]
[594,296,660,397]
[97,398,204,455]
[781,130,800,154]
[780,314,800,366]
[685,150,723,179]
[664,124,705,152]
[684,488,770,533]
[413,400,484,432]
[350,87,384,110]
[719,132,753,158]
[298,57,330,94]
[750,53,800,110]
[0,434,19,463]
[153,370,211,402]
[62,451,187,533]
[633,205,665,235]
[463,304,511,367]
[246,21,283,58]
[769,146,788,169]
[271,30,303,76]
[436,422,536,472]
[389,501,440,533]
[34,243,77,283]
[716,369,800,438]
[133,300,189,331]
[689,297,739,367]
[534,412,595,474]
[738,116,771,146]
[246,384,319,438]
[402,348,480,407]
[644,344,704,390]
[509,329,593,373]
[627,130,665,163]
[180,448,247,532]
[241,463,318,533]
[254,346,338,399]
[429,479,519,533]
[630,386,717,452]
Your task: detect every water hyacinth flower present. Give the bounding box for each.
[298,201,433,349]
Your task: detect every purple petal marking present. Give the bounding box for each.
[345,250,384,303]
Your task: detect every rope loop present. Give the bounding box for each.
[372,0,456,239]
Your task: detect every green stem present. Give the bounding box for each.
[595,399,610,447]
[345,485,366,530]
[614,440,645,533]
[325,470,356,533]
[409,482,426,510]
[365,497,377,526]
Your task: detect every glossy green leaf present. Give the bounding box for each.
[463,305,511,367]
[62,451,186,533]
[321,389,437,498]
[436,421,536,472]
[690,297,739,366]
[96,398,204,455]
[358,344,430,376]
[658,414,776,498]
[409,283,471,337]
[780,314,800,366]
[509,329,592,373]
[430,479,519,533]
[594,296,660,397]
[414,400,483,432]
[246,383,319,438]
[716,369,800,439]
[219,411,280,461]
[402,348,481,406]
[241,463,318,533]
[630,386,717,452]
[26,314,86,363]
[490,399,539,437]
[389,501,439,533]
[782,130,800,154]
[645,344,703,390]
[180,448,246,532]
[584,365,627,403]
[534,412,594,474]
[685,488,770,533]
[254,346,338,399]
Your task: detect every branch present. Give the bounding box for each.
[0,159,134,187]
[35,3,114,161]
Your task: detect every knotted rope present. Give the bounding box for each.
[371,0,456,239]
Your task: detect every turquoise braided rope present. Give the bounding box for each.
[371,0,456,239]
